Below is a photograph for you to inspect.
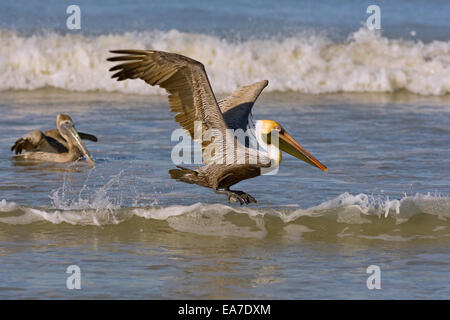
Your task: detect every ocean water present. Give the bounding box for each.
[0,1,449,299]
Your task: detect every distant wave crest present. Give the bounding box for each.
[1,28,449,96]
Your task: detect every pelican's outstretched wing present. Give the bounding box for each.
[44,129,98,147]
[108,50,230,162]
[11,130,67,155]
[219,80,268,131]
[78,132,98,142]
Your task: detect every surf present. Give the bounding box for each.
[1,192,448,243]
[1,27,449,96]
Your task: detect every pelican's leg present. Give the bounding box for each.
[228,189,257,204]
[213,188,257,205]
[213,188,246,205]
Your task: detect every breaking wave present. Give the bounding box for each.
[1,193,449,241]
[1,28,449,96]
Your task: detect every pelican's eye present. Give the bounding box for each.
[267,127,281,144]
[271,125,284,135]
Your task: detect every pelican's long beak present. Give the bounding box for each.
[278,130,327,172]
[66,125,95,167]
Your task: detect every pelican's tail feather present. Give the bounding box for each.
[169,166,209,187]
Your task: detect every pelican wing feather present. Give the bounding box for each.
[219,80,268,131]
[108,50,229,156]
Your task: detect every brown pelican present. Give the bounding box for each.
[11,114,96,166]
[108,50,327,204]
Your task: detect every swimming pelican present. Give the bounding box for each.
[108,50,327,204]
[11,114,96,166]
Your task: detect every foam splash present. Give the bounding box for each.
[135,203,268,238]
[279,192,450,223]
[0,199,18,212]
[49,169,124,212]
[1,28,449,96]
[42,170,127,225]
[0,192,448,228]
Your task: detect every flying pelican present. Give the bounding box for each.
[108,50,327,204]
[11,114,96,166]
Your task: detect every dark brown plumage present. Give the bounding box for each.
[108,50,271,204]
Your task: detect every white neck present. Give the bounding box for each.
[254,120,282,166]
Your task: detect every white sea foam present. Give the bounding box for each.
[0,199,18,212]
[278,192,450,223]
[0,192,448,228]
[1,28,449,96]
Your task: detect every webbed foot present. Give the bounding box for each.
[230,190,257,204]
[214,189,257,205]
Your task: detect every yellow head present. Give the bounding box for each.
[256,120,327,172]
